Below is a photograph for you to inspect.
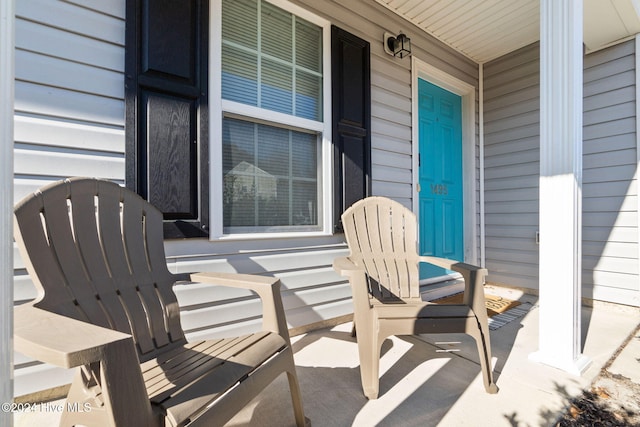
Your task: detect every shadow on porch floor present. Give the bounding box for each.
[14,288,640,426]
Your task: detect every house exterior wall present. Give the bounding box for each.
[582,40,639,305]
[484,40,640,307]
[12,0,478,398]
[483,43,540,289]
[13,0,129,397]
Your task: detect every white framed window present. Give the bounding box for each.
[211,0,332,239]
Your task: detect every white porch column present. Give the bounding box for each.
[532,0,590,375]
[1,0,14,420]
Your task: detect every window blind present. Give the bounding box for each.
[221,0,322,120]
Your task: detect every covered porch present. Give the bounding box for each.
[3,0,640,425]
[14,285,640,426]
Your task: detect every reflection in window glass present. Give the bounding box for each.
[222,118,320,232]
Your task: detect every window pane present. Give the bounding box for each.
[292,131,316,178]
[223,117,320,232]
[222,118,255,174]
[292,181,317,225]
[261,2,292,62]
[296,20,322,72]
[295,70,322,120]
[221,0,322,120]
[257,125,289,176]
[259,178,289,226]
[221,45,258,105]
[261,58,293,114]
[222,0,257,50]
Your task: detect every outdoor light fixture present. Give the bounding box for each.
[383,31,411,58]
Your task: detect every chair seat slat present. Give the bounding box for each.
[157,333,286,427]
[142,338,241,388]
[146,332,279,402]
[140,340,221,371]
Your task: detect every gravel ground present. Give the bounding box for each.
[556,375,640,426]
[555,325,640,427]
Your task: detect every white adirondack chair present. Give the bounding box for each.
[334,196,499,399]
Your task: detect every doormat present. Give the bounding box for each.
[432,293,532,330]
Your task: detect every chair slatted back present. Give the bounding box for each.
[341,197,421,301]
[14,178,186,359]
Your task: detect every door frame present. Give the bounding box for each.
[411,57,478,267]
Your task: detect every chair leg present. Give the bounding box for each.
[468,317,499,394]
[286,369,308,427]
[60,369,112,427]
[355,327,381,399]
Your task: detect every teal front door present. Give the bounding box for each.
[418,79,463,279]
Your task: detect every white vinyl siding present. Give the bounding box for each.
[483,43,540,290]
[483,39,640,306]
[582,40,639,305]
[13,0,128,398]
[14,1,126,201]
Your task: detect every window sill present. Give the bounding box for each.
[209,230,333,242]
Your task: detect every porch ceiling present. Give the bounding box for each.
[374,0,640,63]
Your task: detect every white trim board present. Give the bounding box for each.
[1,0,14,417]
[636,34,640,303]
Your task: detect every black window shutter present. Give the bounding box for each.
[331,26,371,232]
[125,0,209,238]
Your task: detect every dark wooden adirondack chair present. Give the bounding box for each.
[333,196,498,399]
[13,177,307,427]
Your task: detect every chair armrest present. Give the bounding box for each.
[417,256,484,274]
[333,256,362,277]
[332,257,373,313]
[188,272,290,340]
[418,256,488,311]
[14,304,133,369]
[15,304,153,425]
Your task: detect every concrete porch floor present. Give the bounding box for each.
[228,286,640,427]
[14,287,640,426]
